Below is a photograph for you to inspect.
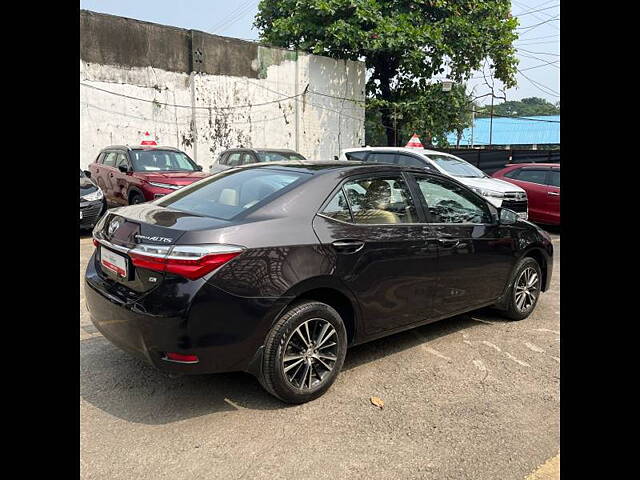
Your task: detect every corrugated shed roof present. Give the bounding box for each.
[446,115,560,146]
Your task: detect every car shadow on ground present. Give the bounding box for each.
[80,307,506,425]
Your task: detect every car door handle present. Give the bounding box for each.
[332,239,365,254]
[547,191,560,196]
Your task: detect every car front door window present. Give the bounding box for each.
[548,170,560,187]
[414,176,491,224]
[102,152,117,167]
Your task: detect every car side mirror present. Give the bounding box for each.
[333,155,339,160]
[499,208,519,225]
[195,165,203,171]
[118,165,130,174]
[83,170,91,178]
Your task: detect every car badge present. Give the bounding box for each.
[108,218,121,236]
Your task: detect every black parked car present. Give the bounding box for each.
[85,161,553,403]
[209,148,306,174]
[80,169,106,230]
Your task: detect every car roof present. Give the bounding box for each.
[100,145,185,152]
[505,163,560,168]
[232,159,450,178]
[341,146,454,157]
[223,147,301,153]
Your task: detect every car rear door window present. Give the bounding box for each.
[366,153,397,164]
[516,168,549,185]
[414,175,491,224]
[321,189,352,222]
[396,154,428,168]
[547,169,560,187]
[503,168,521,179]
[226,152,242,167]
[344,151,368,161]
[343,176,417,224]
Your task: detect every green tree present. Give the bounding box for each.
[255,0,519,146]
[476,97,559,117]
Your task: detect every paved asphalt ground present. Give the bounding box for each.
[80,231,560,480]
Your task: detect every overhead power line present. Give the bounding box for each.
[516,15,560,32]
[210,0,257,33]
[212,1,259,35]
[518,47,560,57]
[517,69,559,97]
[80,82,304,110]
[514,4,559,18]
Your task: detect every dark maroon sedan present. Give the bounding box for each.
[86,161,553,403]
[88,145,209,206]
[492,163,560,226]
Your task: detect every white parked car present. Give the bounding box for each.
[339,147,528,218]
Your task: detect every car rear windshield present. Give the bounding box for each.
[256,151,306,162]
[155,168,308,220]
[131,150,198,172]
[427,155,487,178]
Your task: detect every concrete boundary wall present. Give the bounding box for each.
[80,10,365,169]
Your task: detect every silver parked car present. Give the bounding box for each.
[209,148,306,174]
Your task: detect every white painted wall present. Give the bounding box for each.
[80,52,365,170]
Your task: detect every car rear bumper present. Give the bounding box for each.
[84,253,290,375]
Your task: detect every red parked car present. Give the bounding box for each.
[492,163,560,225]
[87,145,209,206]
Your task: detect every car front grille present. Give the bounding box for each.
[501,199,528,213]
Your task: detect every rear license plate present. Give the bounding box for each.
[101,247,128,277]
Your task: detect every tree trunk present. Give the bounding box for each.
[380,107,395,146]
[377,70,396,146]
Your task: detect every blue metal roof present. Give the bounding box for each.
[446,115,559,146]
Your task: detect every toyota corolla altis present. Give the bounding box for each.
[85,161,553,403]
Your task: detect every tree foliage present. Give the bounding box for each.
[476,97,560,118]
[255,0,519,145]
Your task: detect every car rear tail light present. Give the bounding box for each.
[93,238,99,248]
[128,244,243,280]
[164,352,199,363]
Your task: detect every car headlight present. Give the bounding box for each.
[148,182,182,190]
[471,187,505,199]
[82,189,103,202]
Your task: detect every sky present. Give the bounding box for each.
[79,0,559,107]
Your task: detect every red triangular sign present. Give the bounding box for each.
[405,134,423,148]
[141,131,157,146]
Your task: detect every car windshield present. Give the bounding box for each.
[130,150,198,172]
[256,151,306,162]
[427,155,487,178]
[156,168,308,220]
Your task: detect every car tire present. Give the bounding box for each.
[501,257,543,321]
[258,301,347,404]
[129,192,144,205]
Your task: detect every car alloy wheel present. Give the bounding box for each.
[514,266,539,312]
[281,318,338,390]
